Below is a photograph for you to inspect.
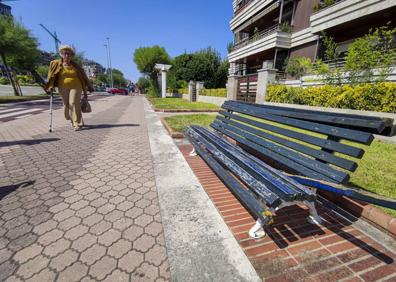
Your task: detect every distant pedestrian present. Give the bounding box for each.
[127,81,135,95]
[46,45,94,131]
[135,83,141,95]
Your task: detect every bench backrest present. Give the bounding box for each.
[211,101,386,184]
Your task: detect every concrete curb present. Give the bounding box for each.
[143,98,261,282]
[160,117,184,139]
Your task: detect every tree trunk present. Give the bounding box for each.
[30,69,47,92]
[0,52,21,96]
[13,70,23,96]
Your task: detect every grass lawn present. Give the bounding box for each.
[0,94,52,104]
[164,114,217,133]
[150,98,219,111]
[166,113,396,217]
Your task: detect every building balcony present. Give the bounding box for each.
[230,0,279,31]
[233,0,255,16]
[310,0,396,34]
[228,25,291,63]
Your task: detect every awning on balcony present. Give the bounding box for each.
[234,0,280,34]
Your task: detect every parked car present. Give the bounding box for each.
[107,88,128,95]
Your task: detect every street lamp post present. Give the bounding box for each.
[104,44,111,88]
[106,37,114,88]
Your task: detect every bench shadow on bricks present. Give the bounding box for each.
[185,101,396,263]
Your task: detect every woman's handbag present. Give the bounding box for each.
[81,96,92,113]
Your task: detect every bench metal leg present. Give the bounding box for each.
[189,148,198,157]
[249,219,266,239]
[304,201,322,225]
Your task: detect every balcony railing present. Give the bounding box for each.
[234,0,255,16]
[231,24,281,52]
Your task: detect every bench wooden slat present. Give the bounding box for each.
[193,126,316,201]
[222,103,374,144]
[290,175,396,210]
[187,127,282,207]
[212,121,349,183]
[193,126,305,201]
[211,122,345,184]
[219,110,364,158]
[186,132,267,221]
[233,101,394,128]
[226,101,387,133]
[216,115,357,171]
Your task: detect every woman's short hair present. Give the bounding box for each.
[59,45,75,55]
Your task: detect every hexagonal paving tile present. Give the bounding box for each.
[80,244,106,265]
[119,250,144,272]
[133,234,155,252]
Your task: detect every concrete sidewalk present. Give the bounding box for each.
[0,96,258,281]
[0,96,171,281]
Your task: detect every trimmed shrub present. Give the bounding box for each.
[266,83,396,113]
[0,76,9,85]
[16,74,35,85]
[176,88,189,95]
[200,88,227,97]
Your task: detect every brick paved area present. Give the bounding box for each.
[0,96,170,281]
[180,144,396,282]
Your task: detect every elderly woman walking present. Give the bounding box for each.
[46,45,94,131]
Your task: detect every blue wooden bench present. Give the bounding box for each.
[185,101,396,238]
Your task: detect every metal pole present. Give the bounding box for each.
[54,31,59,53]
[106,37,114,88]
[279,0,284,24]
[104,44,110,87]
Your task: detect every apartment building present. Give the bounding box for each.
[228,0,396,81]
[0,2,12,16]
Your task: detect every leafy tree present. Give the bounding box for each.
[344,24,396,84]
[0,16,40,95]
[172,47,227,88]
[109,68,127,87]
[285,57,312,79]
[315,25,396,85]
[320,31,340,61]
[36,65,49,79]
[314,32,343,84]
[137,77,150,93]
[94,73,108,87]
[133,46,171,96]
[172,53,195,82]
[214,59,229,88]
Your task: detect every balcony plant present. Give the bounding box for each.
[279,22,293,33]
[313,0,336,12]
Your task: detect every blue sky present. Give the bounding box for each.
[10,0,233,82]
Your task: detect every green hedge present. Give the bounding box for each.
[200,88,227,97]
[266,83,396,113]
[175,88,189,94]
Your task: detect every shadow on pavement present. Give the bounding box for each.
[0,181,35,200]
[82,124,139,130]
[0,138,60,147]
[266,205,394,264]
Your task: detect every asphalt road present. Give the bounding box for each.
[0,93,110,123]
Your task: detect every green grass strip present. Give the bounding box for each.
[150,98,219,110]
